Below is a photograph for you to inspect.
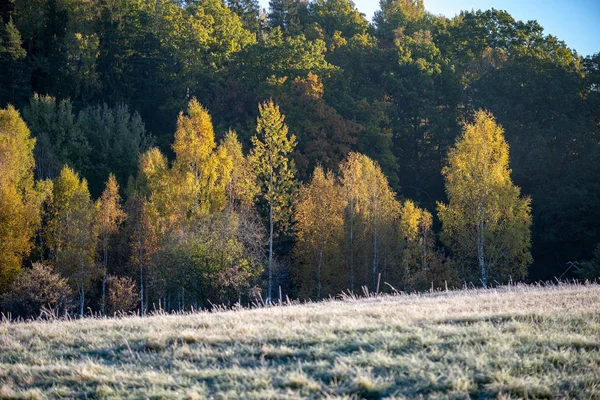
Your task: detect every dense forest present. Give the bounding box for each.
[0,0,598,317]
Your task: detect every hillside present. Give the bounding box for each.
[1,284,599,399]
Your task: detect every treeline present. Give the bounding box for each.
[1,99,532,317]
[0,0,599,316]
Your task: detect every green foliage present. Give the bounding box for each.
[576,244,600,280]
[0,0,599,312]
[22,95,150,195]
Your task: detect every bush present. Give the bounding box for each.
[106,275,139,315]
[576,244,600,280]
[2,262,74,319]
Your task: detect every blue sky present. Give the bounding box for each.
[257,0,600,56]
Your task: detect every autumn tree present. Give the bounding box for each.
[0,105,41,293]
[338,152,400,291]
[48,166,99,316]
[221,130,259,210]
[251,100,296,300]
[339,152,364,291]
[97,174,125,315]
[173,98,232,215]
[437,111,532,287]
[294,166,346,299]
[357,154,400,290]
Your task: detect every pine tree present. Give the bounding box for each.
[97,174,125,315]
[0,105,41,293]
[250,100,296,300]
[226,0,261,33]
[437,110,532,287]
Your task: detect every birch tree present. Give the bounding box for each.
[437,110,532,287]
[0,106,41,293]
[294,166,346,299]
[97,174,125,314]
[49,166,99,316]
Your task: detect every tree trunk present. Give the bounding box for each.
[372,204,378,290]
[349,197,354,291]
[138,223,145,316]
[80,240,85,317]
[101,241,107,315]
[478,218,486,288]
[317,247,323,300]
[268,161,274,301]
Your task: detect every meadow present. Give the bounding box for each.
[1,283,599,399]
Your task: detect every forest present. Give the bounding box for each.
[0,0,598,317]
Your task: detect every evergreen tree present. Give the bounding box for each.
[226,0,261,33]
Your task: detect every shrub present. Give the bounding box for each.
[576,244,600,280]
[106,275,139,315]
[1,262,74,319]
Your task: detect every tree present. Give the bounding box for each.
[294,166,346,299]
[250,100,296,300]
[221,130,259,210]
[173,98,232,215]
[48,166,99,316]
[0,18,29,106]
[398,199,452,290]
[339,152,364,291]
[268,0,305,34]
[1,262,74,319]
[339,152,400,291]
[357,154,400,289]
[97,174,125,315]
[437,111,532,287]
[0,105,41,293]
[226,0,261,33]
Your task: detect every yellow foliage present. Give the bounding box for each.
[0,106,41,292]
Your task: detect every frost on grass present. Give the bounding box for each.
[1,284,599,399]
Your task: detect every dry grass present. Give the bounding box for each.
[1,283,599,399]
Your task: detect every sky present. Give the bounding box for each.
[257,0,600,56]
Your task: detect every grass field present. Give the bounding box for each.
[1,284,599,399]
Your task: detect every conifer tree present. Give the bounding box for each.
[250,100,296,300]
[437,111,532,287]
[0,106,41,293]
